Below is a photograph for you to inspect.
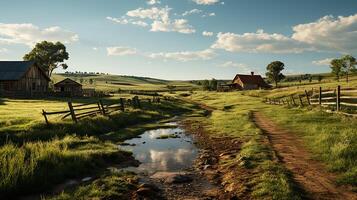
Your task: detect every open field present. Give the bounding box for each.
[0,95,200,198]
[52,73,199,92]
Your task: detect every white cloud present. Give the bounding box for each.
[106,16,129,25]
[193,0,220,5]
[149,49,215,61]
[212,29,308,53]
[0,48,8,53]
[0,23,78,47]
[182,9,202,16]
[107,47,137,56]
[107,16,148,27]
[292,14,357,53]
[108,6,195,34]
[151,19,195,34]
[127,6,170,22]
[202,31,214,37]
[312,58,333,66]
[221,61,247,68]
[147,0,160,5]
[92,47,98,51]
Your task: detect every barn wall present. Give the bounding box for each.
[0,65,49,96]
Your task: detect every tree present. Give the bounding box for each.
[202,80,210,90]
[317,75,323,83]
[89,79,94,85]
[209,79,218,91]
[266,61,285,87]
[23,41,69,77]
[340,55,356,83]
[330,58,344,82]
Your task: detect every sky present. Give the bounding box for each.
[0,0,357,80]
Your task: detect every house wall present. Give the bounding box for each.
[54,83,83,97]
[242,84,259,90]
[0,65,49,96]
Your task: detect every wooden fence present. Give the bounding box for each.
[265,86,357,117]
[42,95,167,125]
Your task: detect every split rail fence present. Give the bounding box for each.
[42,95,169,125]
[265,85,357,117]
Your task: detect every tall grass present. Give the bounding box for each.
[263,107,357,186]
[0,136,129,197]
[187,91,301,199]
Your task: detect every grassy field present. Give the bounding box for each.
[52,73,198,92]
[0,95,199,198]
[178,79,356,196]
[181,92,302,199]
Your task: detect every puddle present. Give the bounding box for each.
[119,123,198,175]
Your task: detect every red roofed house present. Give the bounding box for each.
[232,72,270,90]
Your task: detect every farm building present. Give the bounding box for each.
[231,72,270,90]
[54,78,83,97]
[0,61,50,96]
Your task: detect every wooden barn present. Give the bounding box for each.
[231,72,270,90]
[0,61,50,96]
[54,78,83,97]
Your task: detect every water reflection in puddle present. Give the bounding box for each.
[119,123,198,174]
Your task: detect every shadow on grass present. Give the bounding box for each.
[0,99,197,145]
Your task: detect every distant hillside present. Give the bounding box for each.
[52,73,198,92]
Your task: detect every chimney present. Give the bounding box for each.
[251,72,254,76]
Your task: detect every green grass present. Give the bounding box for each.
[0,135,131,196]
[0,96,198,198]
[184,91,301,199]
[52,73,198,92]
[262,106,357,186]
[45,171,138,200]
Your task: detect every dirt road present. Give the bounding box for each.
[252,112,357,200]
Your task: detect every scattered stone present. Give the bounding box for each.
[81,177,92,182]
[142,141,146,144]
[136,187,154,196]
[203,165,212,170]
[150,172,193,184]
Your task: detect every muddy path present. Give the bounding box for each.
[118,122,229,200]
[252,112,357,200]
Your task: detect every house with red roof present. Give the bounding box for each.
[231,72,270,90]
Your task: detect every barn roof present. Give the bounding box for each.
[233,74,270,87]
[54,78,82,86]
[0,61,50,81]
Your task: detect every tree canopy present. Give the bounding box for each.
[266,61,285,87]
[330,55,356,82]
[23,41,69,77]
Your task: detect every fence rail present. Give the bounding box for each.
[265,85,357,117]
[42,95,170,125]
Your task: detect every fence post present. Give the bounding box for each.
[97,102,102,114]
[68,101,77,123]
[99,100,106,115]
[336,85,341,112]
[42,109,49,125]
[291,95,297,106]
[299,95,304,106]
[287,98,290,106]
[305,90,311,105]
[120,98,125,111]
[319,87,322,106]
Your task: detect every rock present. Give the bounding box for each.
[139,183,160,191]
[142,141,146,144]
[150,172,193,184]
[203,165,212,170]
[136,187,153,196]
[81,177,92,182]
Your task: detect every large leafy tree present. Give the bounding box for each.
[330,58,344,82]
[266,61,285,87]
[23,41,69,77]
[340,55,356,83]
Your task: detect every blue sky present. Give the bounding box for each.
[0,0,357,80]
